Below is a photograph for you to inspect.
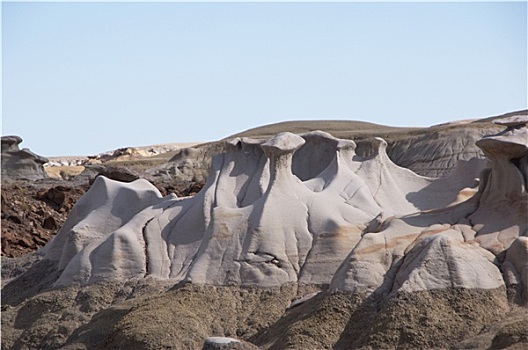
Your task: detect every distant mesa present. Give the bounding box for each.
[1,135,49,180]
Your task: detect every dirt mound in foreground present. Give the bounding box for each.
[2,274,526,350]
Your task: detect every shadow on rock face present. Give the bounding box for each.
[1,258,60,307]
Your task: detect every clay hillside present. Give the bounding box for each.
[1,110,527,350]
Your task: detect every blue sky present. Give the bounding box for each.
[3,2,527,157]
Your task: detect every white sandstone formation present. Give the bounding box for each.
[43,120,527,299]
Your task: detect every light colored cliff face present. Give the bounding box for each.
[43,119,527,302]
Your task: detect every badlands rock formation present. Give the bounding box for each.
[1,135,49,180]
[42,117,526,297]
[43,131,483,289]
[2,115,527,350]
[154,115,509,184]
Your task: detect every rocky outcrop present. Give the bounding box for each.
[151,142,223,182]
[42,119,526,294]
[38,119,526,299]
[2,116,527,350]
[1,183,88,258]
[331,115,527,299]
[384,126,496,177]
[1,135,49,180]
[43,130,490,289]
[151,120,504,183]
[87,142,200,163]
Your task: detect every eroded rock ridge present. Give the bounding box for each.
[41,118,527,301]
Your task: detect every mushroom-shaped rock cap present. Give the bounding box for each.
[301,130,357,150]
[18,149,49,164]
[240,137,265,145]
[493,115,528,128]
[261,132,305,156]
[366,137,389,156]
[226,137,241,147]
[336,138,357,150]
[302,130,338,142]
[1,135,23,146]
[477,118,528,158]
[226,136,266,153]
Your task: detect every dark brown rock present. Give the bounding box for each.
[42,216,57,230]
[18,235,34,249]
[2,238,11,256]
[44,188,66,207]
[7,215,22,225]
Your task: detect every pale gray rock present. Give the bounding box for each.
[152,143,223,182]
[44,176,177,286]
[392,234,503,293]
[503,236,528,302]
[150,122,503,183]
[470,119,528,255]
[44,131,483,288]
[384,127,495,177]
[36,116,527,302]
[331,117,527,299]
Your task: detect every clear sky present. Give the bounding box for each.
[2,1,527,157]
